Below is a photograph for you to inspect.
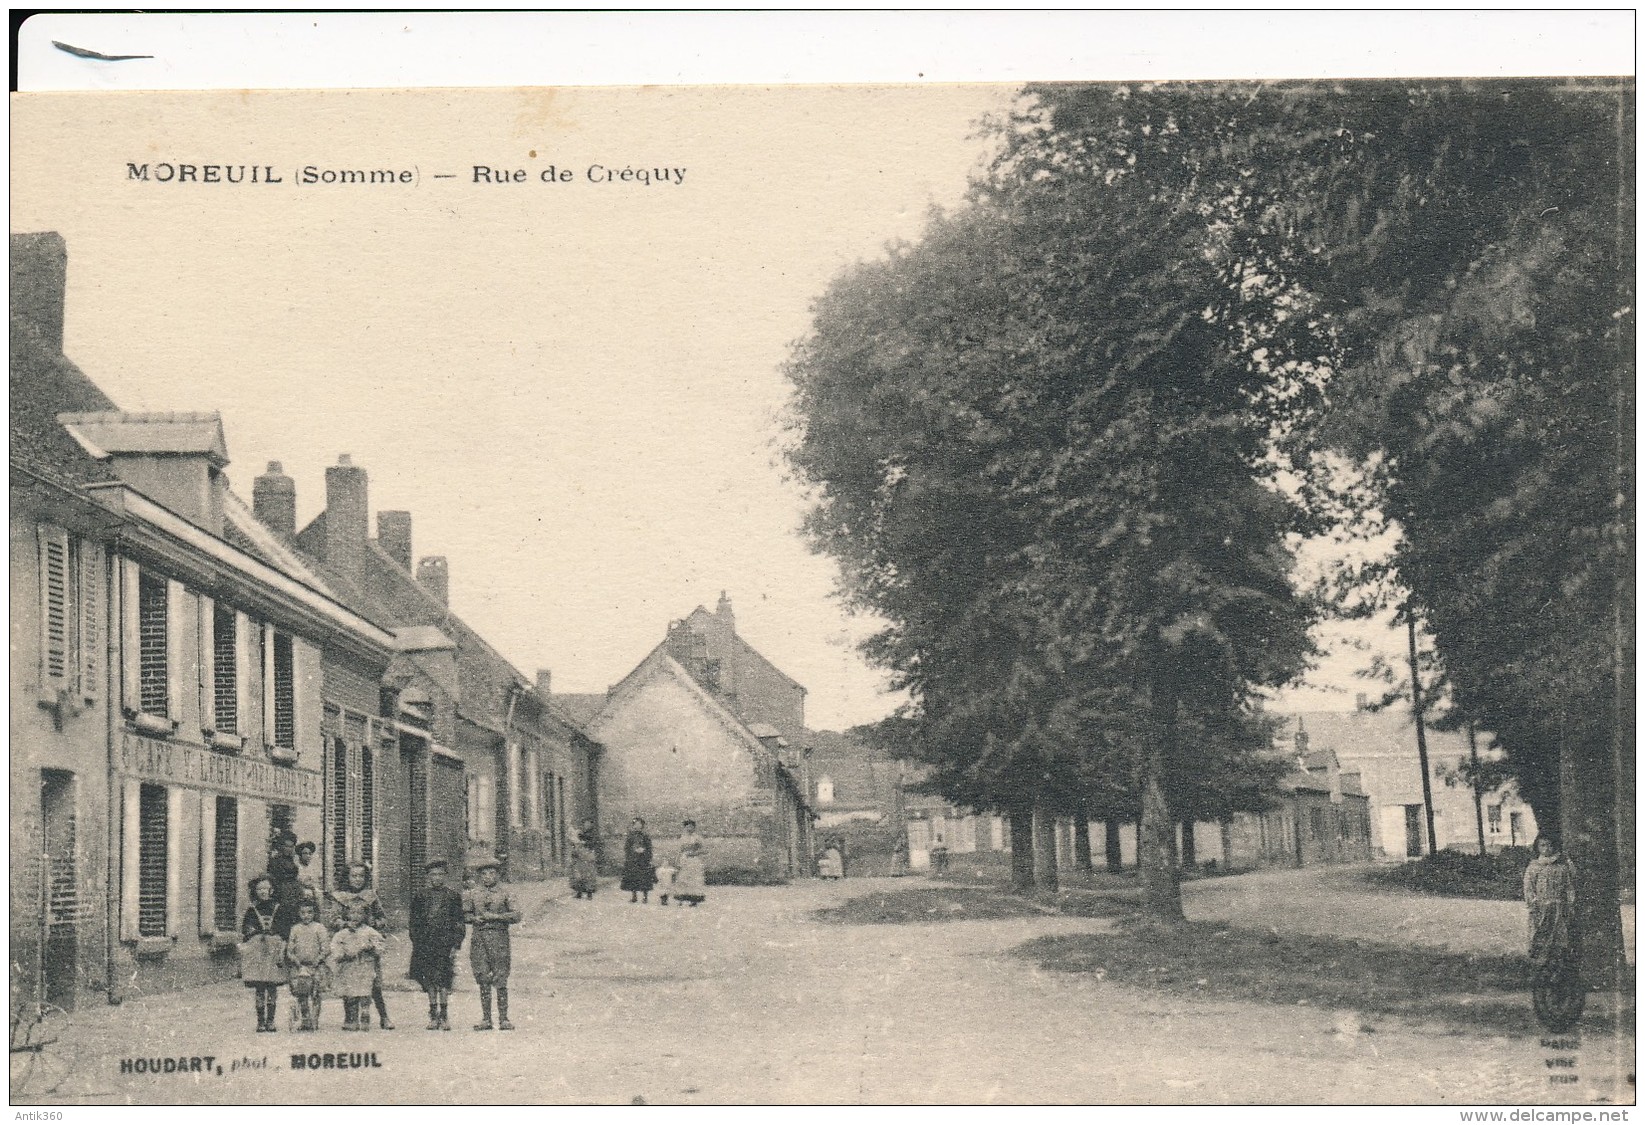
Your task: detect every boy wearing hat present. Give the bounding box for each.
[463,856,521,1030]
[409,858,466,1030]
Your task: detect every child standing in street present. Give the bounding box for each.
[329,862,395,1029]
[654,858,676,907]
[463,855,521,1030]
[239,875,287,1033]
[328,901,385,1031]
[284,899,330,1031]
[409,858,466,1031]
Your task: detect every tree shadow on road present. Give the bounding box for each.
[814,885,1135,925]
[1014,917,1629,1038]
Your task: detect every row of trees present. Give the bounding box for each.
[783,82,1632,969]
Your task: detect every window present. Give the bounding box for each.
[271,633,295,749]
[360,746,375,867]
[137,573,169,717]
[817,775,835,805]
[1309,807,1325,839]
[137,783,168,937]
[39,528,70,688]
[525,748,542,829]
[507,742,522,828]
[331,737,350,885]
[212,605,237,734]
[1487,804,1503,834]
[212,797,238,932]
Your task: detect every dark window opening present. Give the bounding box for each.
[272,633,295,749]
[213,605,237,734]
[137,574,168,716]
[137,783,168,937]
[213,796,238,932]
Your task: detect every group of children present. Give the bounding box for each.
[238,853,519,1034]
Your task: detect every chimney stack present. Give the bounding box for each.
[10,232,67,353]
[416,556,449,607]
[253,461,297,539]
[716,590,735,628]
[324,454,369,578]
[378,510,412,570]
[536,669,552,697]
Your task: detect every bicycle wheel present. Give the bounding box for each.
[1532,963,1587,1032]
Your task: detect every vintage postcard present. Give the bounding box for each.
[9,73,1635,1109]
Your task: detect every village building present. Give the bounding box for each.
[10,232,397,1005]
[1284,704,1539,859]
[806,728,906,875]
[558,594,813,879]
[277,456,600,916]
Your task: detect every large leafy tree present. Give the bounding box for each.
[784,104,1317,916]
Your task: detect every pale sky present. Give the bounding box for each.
[13,86,1402,731]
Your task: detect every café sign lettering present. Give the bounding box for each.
[120,732,321,805]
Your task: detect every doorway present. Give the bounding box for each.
[39,770,78,1010]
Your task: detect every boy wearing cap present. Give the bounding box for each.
[463,857,521,1030]
[409,858,466,1030]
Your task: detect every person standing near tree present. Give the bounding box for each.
[1524,834,1578,969]
[621,818,656,904]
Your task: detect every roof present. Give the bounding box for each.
[393,624,457,652]
[57,411,229,467]
[10,314,118,490]
[552,693,609,725]
[1287,709,1489,765]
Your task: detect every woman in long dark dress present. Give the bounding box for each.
[621,818,656,904]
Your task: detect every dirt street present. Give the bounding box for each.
[18,872,1634,1105]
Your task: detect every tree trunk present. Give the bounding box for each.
[1220,818,1234,870]
[1406,614,1439,855]
[1467,722,1488,856]
[1031,804,1059,892]
[1007,809,1035,893]
[1140,684,1185,923]
[1561,709,1627,986]
[1072,814,1094,874]
[1104,820,1123,872]
[1180,820,1197,868]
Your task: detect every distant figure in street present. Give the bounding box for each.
[818,844,843,879]
[239,875,288,1033]
[329,863,394,1029]
[1524,834,1578,969]
[654,857,676,906]
[328,900,385,1032]
[266,830,302,938]
[570,828,601,900]
[930,835,950,874]
[409,858,466,1031]
[285,899,330,1032]
[622,818,657,904]
[673,820,707,907]
[465,855,521,1030]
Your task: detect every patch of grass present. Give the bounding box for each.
[1363,849,1531,901]
[1016,917,1544,1034]
[814,885,1133,925]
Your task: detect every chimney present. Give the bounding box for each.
[536,669,552,697]
[378,510,412,570]
[716,590,735,630]
[253,461,297,540]
[324,454,369,579]
[11,232,67,353]
[1355,692,1368,712]
[416,556,449,607]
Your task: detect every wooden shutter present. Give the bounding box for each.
[120,558,141,714]
[197,793,216,937]
[37,525,71,699]
[196,594,213,733]
[165,786,184,937]
[165,580,187,724]
[262,623,276,750]
[507,742,521,827]
[78,539,102,703]
[120,778,141,941]
[235,612,254,739]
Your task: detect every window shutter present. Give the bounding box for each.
[196,595,214,733]
[197,793,216,937]
[120,559,140,714]
[507,742,522,827]
[235,612,254,738]
[262,623,276,750]
[165,580,187,724]
[78,539,102,703]
[120,778,141,941]
[37,525,71,699]
[165,786,184,937]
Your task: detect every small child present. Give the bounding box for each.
[329,862,394,1029]
[239,875,287,1033]
[327,901,385,1032]
[284,899,330,1032]
[463,856,521,1030]
[653,859,676,907]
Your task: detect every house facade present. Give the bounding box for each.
[10,232,397,1004]
[563,594,813,879]
[281,456,599,915]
